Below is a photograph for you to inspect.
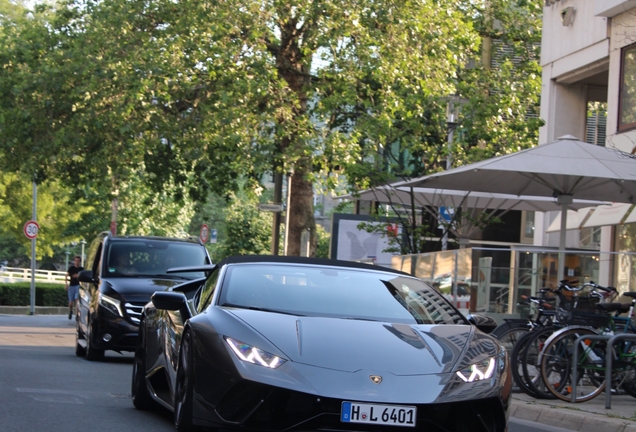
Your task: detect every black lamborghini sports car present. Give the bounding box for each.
[132,256,511,432]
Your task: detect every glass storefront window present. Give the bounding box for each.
[401,247,602,317]
[614,223,636,293]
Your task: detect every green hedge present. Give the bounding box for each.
[0,283,68,306]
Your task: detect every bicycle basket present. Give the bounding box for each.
[558,294,601,312]
[563,309,611,329]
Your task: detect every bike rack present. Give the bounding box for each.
[571,333,636,408]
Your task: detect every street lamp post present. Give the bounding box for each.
[80,240,86,266]
[271,171,283,256]
[65,247,70,271]
[283,168,294,256]
[442,95,465,251]
[445,95,464,170]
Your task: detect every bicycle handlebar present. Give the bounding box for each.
[582,281,617,293]
[552,280,616,293]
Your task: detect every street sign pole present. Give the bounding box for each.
[271,171,283,256]
[30,182,36,316]
[439,206,453,251]
[200,224,209,243]
[284,171,293,256]
[110,198,118,236]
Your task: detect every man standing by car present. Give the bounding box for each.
[66,255,83,320]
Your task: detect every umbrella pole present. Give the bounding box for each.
[557,195,573,283]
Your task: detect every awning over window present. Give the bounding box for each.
[582,203,634,228]
[620,204,636,224]
[546,204,635,232]
[546,208,594,233]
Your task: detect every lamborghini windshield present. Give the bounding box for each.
[219,263,467,325]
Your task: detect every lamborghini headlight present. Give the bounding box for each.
[98,293,123,317]
[456,357,496,382]
[225,337,286,369]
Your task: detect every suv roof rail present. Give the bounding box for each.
[101,231,202,244]
[186,235,203,245]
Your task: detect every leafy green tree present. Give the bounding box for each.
[0,0,542,260]
[342,0,543,191]
[0,0,478,256]
[454,0,543,164]
[0,0,28,27]
[345,0,543,253]
[211,191,273,260]
[114,168,196,237]
[0,0,203,239]
[315,225,330,259]
[0,172,95,262]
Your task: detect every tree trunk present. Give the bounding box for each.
[286,160,316,256]
[274,19,316,256]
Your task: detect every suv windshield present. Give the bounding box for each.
[219,264,467,325]
[106,240,207,279]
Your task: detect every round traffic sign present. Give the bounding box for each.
[24,220,40,239]
[200,224,209,243]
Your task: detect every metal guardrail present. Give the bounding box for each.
[0,267,66,284]
[572,333,636,408]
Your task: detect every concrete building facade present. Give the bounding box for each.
[537,0,636,287]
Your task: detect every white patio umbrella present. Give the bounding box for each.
[340,185,606,246]
[397,135,636,281]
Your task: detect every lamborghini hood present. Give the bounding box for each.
[228,310,477,375]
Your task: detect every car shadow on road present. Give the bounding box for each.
[96,353,135,364]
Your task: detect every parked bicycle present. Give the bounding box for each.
[507,281,616,399]
[539,289,636,402]
[490,287,557,353]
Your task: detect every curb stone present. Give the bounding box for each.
[0,306,68,315]
[511,396,636,432]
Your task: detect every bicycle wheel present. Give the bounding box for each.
[510,330,541,398]
[491,321,531,353]
[615,336,636,398]
[540,326,603,402]
[620,374,636,398]
[520,326,561,399]
[601,320,636,398]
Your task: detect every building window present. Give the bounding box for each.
[586,102,607,145]
[520,211,534,244]
[619,44,636,132]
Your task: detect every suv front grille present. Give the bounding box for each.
[124,303,144,324]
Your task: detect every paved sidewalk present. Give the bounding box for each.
[511,391,636,432]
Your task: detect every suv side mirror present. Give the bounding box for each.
[78,270,95,283]
[466,314,498,334]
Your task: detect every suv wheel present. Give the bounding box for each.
[75,318,86,357]
[174,330,197,431]
[132,319,153,410]
[85,317,105,361]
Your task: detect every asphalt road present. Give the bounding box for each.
[0,314,575,432]
[0,314,173,432]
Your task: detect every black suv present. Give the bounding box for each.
[76,231,211,360]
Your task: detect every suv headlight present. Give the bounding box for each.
[225,337,286,369]
[99,293,123,317]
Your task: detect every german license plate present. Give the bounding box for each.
[341,401,416,427]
